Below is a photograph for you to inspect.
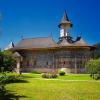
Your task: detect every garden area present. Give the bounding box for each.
[0,72,100,100]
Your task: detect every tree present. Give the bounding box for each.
[86,58,100,80]
[0,51,3,68]
[92,43,100,58]
[0,50,16,72]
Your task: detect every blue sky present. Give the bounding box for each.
[0,0,100,49]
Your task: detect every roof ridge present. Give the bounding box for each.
[22,36,52,40]
[74,37,88,46]
[50,36,57,44]
[58,38,73,46]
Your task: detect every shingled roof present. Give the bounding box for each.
[74,38,88,46]
[58,37,88,47]
[14,37,58,50]
[58,38,73,46]
[13,36,89,50]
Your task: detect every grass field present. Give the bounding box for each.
[1,73,100,100]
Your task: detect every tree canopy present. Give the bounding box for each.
[92,43,100,58]
[86,58,100,80]
[0,50,16,72]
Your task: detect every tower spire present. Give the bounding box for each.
[61,10,69,22]
[58,10,72,28]
[59,10,72,38]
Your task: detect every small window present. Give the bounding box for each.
[27,60,29,66]
[34,60,37,65]
[46,61,48,65]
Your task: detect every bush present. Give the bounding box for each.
[31,71,41,74]
[0,73,6,92]
[0,72,22,93]
[0,50,16,72]
[41,73,57,78]
[3,76,20,83]
[59,70,65,76]
[41,73,49,78]
[0,75,20,84]
[86,58,100,80]
[50,74,57,78]
[94,74,100,80]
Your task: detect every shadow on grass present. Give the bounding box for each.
[6,79,29,84]
[20,75,34,78]
[20,74,40,79]
[0,90,27,100]
[8,79,29,84]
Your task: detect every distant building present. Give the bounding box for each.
[7,10,95,73]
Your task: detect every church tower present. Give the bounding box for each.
[58,10,72,39]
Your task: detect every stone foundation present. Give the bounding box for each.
[15,67,85,74]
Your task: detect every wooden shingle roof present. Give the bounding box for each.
[14,37,58,50]
[74,38,88,46]
[13,36,91,50]
[58,37,88,47]
[58,38,73,46]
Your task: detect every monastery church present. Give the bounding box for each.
[6,10,94,73]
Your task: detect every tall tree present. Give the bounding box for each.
[86,58,100,80]
[92,43,100,58]
[0,50,16,72]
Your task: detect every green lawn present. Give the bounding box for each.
[2,73,100,100]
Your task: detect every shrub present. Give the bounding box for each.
[0,72,22,93]
[3,75,20,83]
[31,71,41,74]
[41,73,49,78]
[41,73,57,78]
[0,75,20,84]
[86,58,100,80]
[59,70,65,76]
[0,50,16,72]
[0,73,6,92]
[93,74,100,80]
[50,74,57,78]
